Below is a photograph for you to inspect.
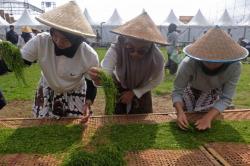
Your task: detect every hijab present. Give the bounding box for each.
[114,36,164,89]
[21,32,32,43]
[198,61,232,76]
[168,23,177,34]
[50,28,86,58]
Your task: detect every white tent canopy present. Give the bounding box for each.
[101,9,123,45]
[104,9,123,25]
[240,13,250,26]
[215,9,236,26]
[14,10,40,26]
[162,9,182,25]
[0,16,9,26]
[83,8,98,26]
[188,9,210,26]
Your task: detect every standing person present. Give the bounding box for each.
[6,25,18,45]
[172,26,249,130]
[17,26,33,48]
[21,1,99,118]
[31,28,41,36]
[227,28,232,37]
[89,12,167,114]
[165,23,179,75]
[95,29,101,46]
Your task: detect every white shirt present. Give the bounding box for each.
[17,35,25,48]
[101,46,164,98]
[21,32,99,93]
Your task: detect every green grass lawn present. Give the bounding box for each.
[1,120,249,165]
[0,47,250,108]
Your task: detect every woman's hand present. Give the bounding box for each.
[119,91,135,104]
[174,102,189,130]
[194,116,212,130]
[195,108,220,130]
[88,67,102,85]
[177,111,189,130]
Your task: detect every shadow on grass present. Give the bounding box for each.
[0,124,83,154]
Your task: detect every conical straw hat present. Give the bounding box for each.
[183,26,248,62]
[21,26,32,33]
[111,12,168,45]
[36,1,95,38]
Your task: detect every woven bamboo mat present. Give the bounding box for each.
[0,154,60,166]
[0,109,250,165]
[1,109,250,128]
[125,147,221,166]
[205,143,250,166]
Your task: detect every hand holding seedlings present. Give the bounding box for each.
[88,67,102,85]
[88,67,117,115]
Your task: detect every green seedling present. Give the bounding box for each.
[99,70,117,115]
[0,41,26,84]
[187,123,196,132]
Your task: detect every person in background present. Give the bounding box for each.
[95,29,101,46]
[227,28,232,37]
[31,28,41,36]
[21,1,99,119]
[165,23,179,75]
[172,26,248,130]
[17,26,33,48]
[6,25,18,45]
[0,40,6,108]
[89,12,167,114]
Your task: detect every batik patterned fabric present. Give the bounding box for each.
[33,76,86,118]
[183,86,221,112]
[113,76,153,114]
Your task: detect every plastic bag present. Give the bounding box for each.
[170,50,186,64]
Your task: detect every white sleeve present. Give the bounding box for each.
[133,68,164,98]
[213,63,241,112]
[101,46,117,75]
[83,43,100,80]
[21,35,39,62]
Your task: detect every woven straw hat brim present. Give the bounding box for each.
[183,26,249,62]
[184,45,249,62]
[36,17,96,38]
[111,12,168,45]
[21,26,32,33]
[35,1,95,38]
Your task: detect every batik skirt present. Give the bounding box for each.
[33,76,86,118]
[182,86,221,112]
[114,77,153,114]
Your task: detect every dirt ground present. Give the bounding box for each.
[0,95,174,118]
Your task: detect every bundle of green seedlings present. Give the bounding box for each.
[0,41,26,84]
[187,123,196,132]
[99,70,117,115]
